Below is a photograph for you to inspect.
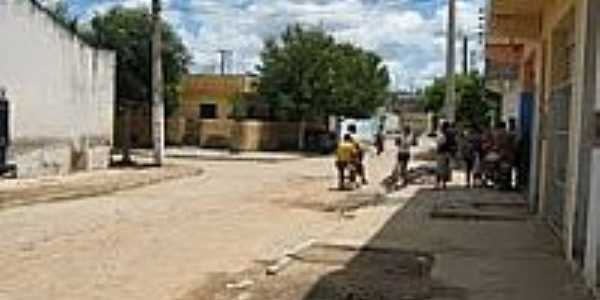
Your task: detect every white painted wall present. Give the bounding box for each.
[0,0,115,149]
[340,118,378,145]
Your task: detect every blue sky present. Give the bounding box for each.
[44,0,486,90]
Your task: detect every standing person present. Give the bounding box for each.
[462,127,483,188]
[397,134,411,186]
[493,121,514,190]
[458,129,472,188]
[401,126,414,147]
[435,122,454,190]
[471,127,484,187]
[335,134,356,190]
[351,139,368,186]
[375,129,385,156]
[398,126,413,185]
[480,127,496,187]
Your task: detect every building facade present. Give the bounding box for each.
[387,91,428,135]
[487,0,600,289]
[173,74,265,147]
[0,0,116,177]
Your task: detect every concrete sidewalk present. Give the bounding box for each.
[182,186,595,300]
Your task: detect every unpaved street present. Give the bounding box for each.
[0,150,394,300]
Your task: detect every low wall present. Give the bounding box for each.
[11,139,111,178]
[13,142,71,178]
[232,121,300,151]
[194,119,321,151]
[198,119,234,148]
[86,146,112,171]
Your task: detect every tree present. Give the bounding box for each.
[257,24,390,148]
[329,43,390,118]
[86,7,191,115]
[421,73,494,129]
[80,7,191,161]
[46,0,79,31]
[421,78,447,113]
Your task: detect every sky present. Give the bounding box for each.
[43,0,486,90]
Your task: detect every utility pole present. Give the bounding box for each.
[217,49,232,75]
[463,35,469,75]
[445,0,457,123]
[151,0,165,166]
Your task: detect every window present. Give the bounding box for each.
[199,104,217,119]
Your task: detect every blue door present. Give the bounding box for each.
[519,92,534,193]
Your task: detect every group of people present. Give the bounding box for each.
[334,134,368,190]
[335,126,414,191]
[436,121,519,190]
[334,120,520,192]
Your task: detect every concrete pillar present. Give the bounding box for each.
[528,43,545,213]
[564,1,586,264]
[582,0,600,287]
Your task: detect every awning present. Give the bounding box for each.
[487,0,544,40]
[486,42,524,81]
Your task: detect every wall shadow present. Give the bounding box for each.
[297,187,587,300]
[300,187,473,300]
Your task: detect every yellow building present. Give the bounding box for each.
[487,0,600,288]
[179,74,259,121]
[171,74,266,147]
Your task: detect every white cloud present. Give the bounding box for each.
[67,0,485,90]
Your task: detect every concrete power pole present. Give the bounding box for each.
[445,0,457,123]
[217,49,232,75]
[151,0,165,166]
[463,35,469,74]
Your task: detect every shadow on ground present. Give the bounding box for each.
[300,188,592,300]
[180,187,594,300]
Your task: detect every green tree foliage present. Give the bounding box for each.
[85,7,191,115]
[257,24,390,122]
[46,0,78,31]
[421,77,446,113]
[421,73,496,128]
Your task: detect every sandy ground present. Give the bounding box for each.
[1,141,592,300]
[0,164,203,210]
[0,146,397,300]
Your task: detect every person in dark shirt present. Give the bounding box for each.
[435,122,455,189]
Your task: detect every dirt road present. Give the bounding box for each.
[0,150,396,300]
